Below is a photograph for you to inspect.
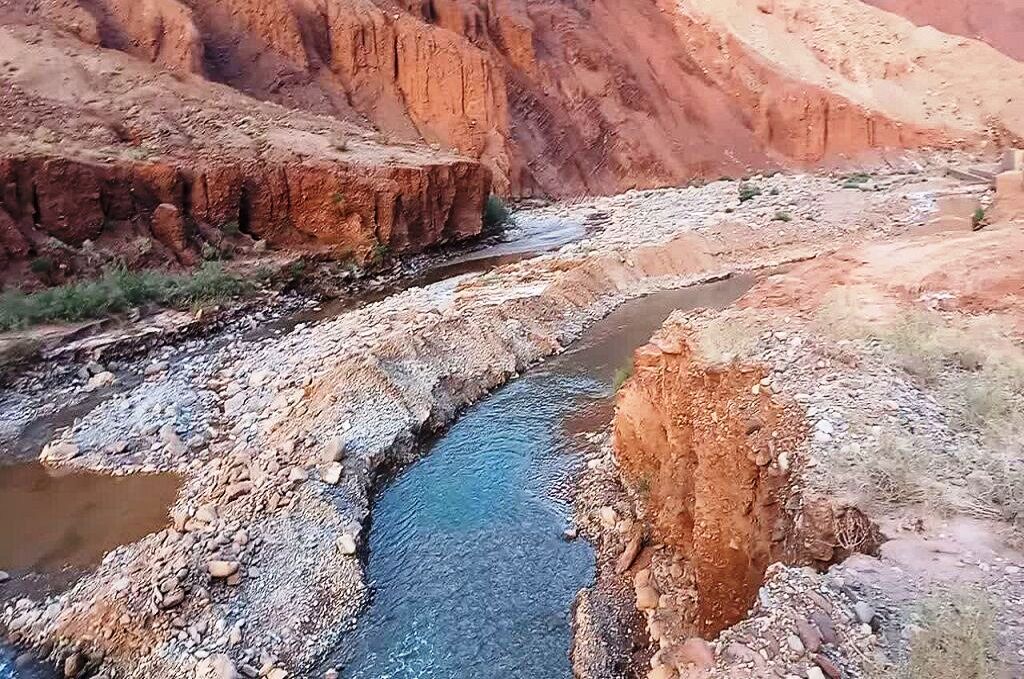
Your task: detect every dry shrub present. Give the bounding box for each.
[693,315,758,365]
[904,588,996,679]
[834,431,933,508]
[840,424,1024,529]
[813,285,879,339]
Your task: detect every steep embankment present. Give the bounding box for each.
[863,0,1024,61]
[0,16,489,285]
[613,322,880,637]
[602,173,1024,677]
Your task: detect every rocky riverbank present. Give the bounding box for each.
[580,171,1024,678]
[1,154,1000,678]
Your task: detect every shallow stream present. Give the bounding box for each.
[331,276,754,678]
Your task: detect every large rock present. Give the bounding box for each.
[195,654,239,679]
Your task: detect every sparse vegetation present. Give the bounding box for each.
[901,589,996,679]
[368,242,391,267]
[694,315,759,364]
[0,263,251,331]
[483,194,513,233]
[29,256,55,277]
[773,210,792,222]
[612,363,633,390]
[221,220,241,236]
[818,300,1024,532]
[288,260,308,279]
[738,183,762,203]
[841,172,872,189]
[972,207,987,230]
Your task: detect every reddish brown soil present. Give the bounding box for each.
[615,330,824,635]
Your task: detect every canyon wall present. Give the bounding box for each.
[57,0,1024,198]
[2,0,1023,281]
[0,17,489,283]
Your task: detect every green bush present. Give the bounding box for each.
[773,211,793,222]
[483,195,513,233]
[972,207,986,230]
[0,263,250,330]
[842,172,872,189]
[29,256,55,276]
[612,364,633,390]
[738,183,762,203]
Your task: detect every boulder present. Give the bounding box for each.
[207,560,240,578]
[195,654,240,679]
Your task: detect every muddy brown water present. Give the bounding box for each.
[0,463,179,592]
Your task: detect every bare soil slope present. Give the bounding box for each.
[863,0,1024,61]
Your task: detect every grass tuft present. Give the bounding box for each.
[903,589,996,679]
[612,364,633,391]
[483,195,513,234]
[0,263,250,330]
[738,183,762,203]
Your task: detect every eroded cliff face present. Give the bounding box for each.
[613,319,878,637]
[55,0,1020,197]
[2,0,1022,280]
[0,17,490,282]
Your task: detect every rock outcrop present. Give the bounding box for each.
[613,320,879,636]
[0,19,490,282]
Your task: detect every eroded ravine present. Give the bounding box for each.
[331,277,754,678]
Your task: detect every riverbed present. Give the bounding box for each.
[330,276,753,678]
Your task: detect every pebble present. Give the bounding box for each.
[635,585,660,610]
[321,463,343,485]
[145,361,169,377]
[195,654,239,679]
[677,637,715,668]
[208,560,241,578]
[813,654,842,679]
[336,534,357,556]
[41,440,80,462]
[853,601,875,625]
[322,437,345,463]
[795,618,822,652]
[810,611,838,644]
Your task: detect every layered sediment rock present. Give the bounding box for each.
[48,0,1021,199]
[0,19,490,279]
